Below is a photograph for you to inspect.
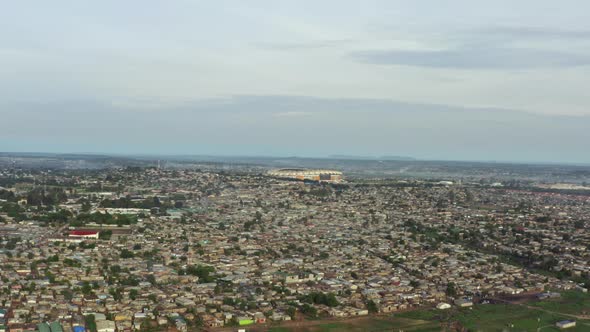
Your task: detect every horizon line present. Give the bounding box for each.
[1,151,590,167]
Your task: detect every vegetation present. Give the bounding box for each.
[84,314,97,332]
[530,290,590,316]
[72,212,137,226]
[299,292,340,307]
[366,300,378,313]
[178,264,217,283]
[396,294,590,332]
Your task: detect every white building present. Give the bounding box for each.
[437,302,451,310]
[556,320,576,329]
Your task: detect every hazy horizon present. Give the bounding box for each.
[3,149,590,167]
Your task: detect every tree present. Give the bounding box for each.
[61,289,73,300]
[180,265,216,283]
[99,230,112,240]
[129,289,138,300]
[120,249,134,259]
[81,200,92,212]
[81,281,93,295]
[226,317,239,327]
[301,304,318,318]
[299,292,339,307]
[146,274,156,285]
[109,287,124,301]
[85,314,97,332]
[367,300,378,314]
[139,320,158,332]
[446,282,457,297]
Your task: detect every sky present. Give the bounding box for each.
[1,1,590,163]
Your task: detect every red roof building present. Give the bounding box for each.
[69,230,99,239]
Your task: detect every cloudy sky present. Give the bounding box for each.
[1,1,590,163]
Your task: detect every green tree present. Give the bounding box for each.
[81,281,93,295]
[446,282,457,297]
[120,249,134,259]
[99,230,112,240]
[129,289,138,300]
[366,300,378,314]
[301,304,317,318]
[85,314,97,332]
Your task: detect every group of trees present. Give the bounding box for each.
[298,291,339,307]
[38,209,72,224]
[100,195,174,211]
[0,235,21,250]
[300,187,332,198]
[0,189,15,201]
[178,265,217,283]
[120,249,135,259]
[72,212,137,226]
[1,203,26,221]
[26,188,68,206]
[244,211,264,231]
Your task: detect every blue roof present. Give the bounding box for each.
[73,326,86,332]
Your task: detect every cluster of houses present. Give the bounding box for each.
[0,168,588,331]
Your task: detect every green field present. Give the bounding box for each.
[452,304,587,331]
[530,291,590,316]
[261,291,590,332]
[264,317,440,332]
[396,294,590,332]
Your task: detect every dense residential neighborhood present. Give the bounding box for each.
[1,165,589,331]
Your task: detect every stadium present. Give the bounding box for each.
[268,168,343,183]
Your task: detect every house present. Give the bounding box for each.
[253,312,266,324]
[69,230,99,240]
[555,320,576,329]
[95,320,116,332]
[172,317,187,332]
[454,298,473,307]
[436,302,451,310]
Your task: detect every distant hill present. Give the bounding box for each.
[328,155,416,161]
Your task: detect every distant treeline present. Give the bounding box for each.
[71,212,138,227]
